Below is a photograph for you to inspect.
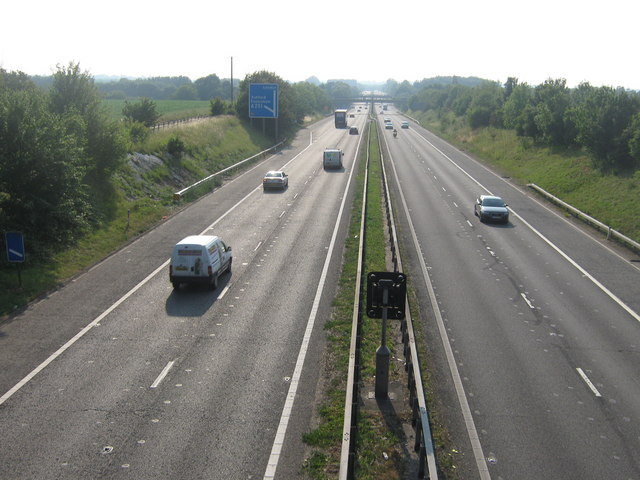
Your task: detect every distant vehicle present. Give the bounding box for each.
[334,109,348,128]
[262,170,288,190]
[349,126,359,135]
[349,113,355,118]
[474,195,509,223]
[401,121,409,129]
[385,123,394,129]
[383,104,388,110]
[323,148,343,169]
[170,235,232,290]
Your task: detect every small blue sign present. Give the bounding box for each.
[5,232,25,263]
[249,83,279,119]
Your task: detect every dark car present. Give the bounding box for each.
[474,195,509,223]
[349,126,359,135]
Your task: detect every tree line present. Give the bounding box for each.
[32,74,238,102]
[389,77,640,173]
[1,64,359,259]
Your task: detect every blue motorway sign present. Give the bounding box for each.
[249,83,279,119]
[5,232,25,263]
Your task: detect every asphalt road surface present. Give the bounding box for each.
[0,111,368,480]
[382,107,640,479]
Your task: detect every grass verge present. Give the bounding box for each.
[0,116,272,318]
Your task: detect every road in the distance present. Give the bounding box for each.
[381,107,640,479]
[0,110,368,479]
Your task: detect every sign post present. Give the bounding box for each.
[5,232,25,287]
[367,272,406,398]
[249,83,279,140]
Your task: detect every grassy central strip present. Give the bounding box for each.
[303,121,405,479]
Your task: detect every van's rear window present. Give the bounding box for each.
[178,249,202,256]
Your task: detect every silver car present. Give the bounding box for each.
[474,195,509,223]
[262,170,288,191]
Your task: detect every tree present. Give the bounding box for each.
[122,97,160,127]
[629,113,640,165]
[290,82,331,122]
[0,68,34,91]
[571,85,640,171]
[531,78,574,146]
[210,97,226,116]
[195,74,223,100]
[49,62,126,176]
[235,71,296,139]
[172,84,197,100]
[445,84,473,116]
[502,83,533,131]
[503,77,519,100]
[0,87,91,252]
[466,81,503,128]
[384,79,399,95]
[324,81,355,109]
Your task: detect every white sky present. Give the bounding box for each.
[2,0,638,89]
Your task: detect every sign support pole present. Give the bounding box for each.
[375,279,393,398]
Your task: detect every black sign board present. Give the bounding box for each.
[366,272,406,319]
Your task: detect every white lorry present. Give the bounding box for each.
[170,235,232,290]
[323,148,343,170]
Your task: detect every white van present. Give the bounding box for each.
[170,235,232,290]
[323,148,343,170]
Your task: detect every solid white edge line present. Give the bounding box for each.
[0,260,169,406]
[218,285,230,300]
[150,360,175,389]
[381,131,491,479]
[263,129,360,480]
[0,132,317,408]
[413,128,640,324]
[576,368,603,397]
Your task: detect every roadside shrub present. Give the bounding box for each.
[125,120,149,144]
[167,136,186,156]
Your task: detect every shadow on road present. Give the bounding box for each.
[164,273,231,317]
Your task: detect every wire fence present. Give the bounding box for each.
[151,115,210,131]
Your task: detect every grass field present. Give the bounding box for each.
[103,99,212,122]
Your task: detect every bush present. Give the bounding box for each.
[210,97,226,116]
[122,97,160,127]
[125,120,149,144]
[167,136,186,156]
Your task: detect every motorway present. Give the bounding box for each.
[0,112,368,479]
[380,108,640,479]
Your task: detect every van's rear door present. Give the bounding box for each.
[173,245,205,277]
